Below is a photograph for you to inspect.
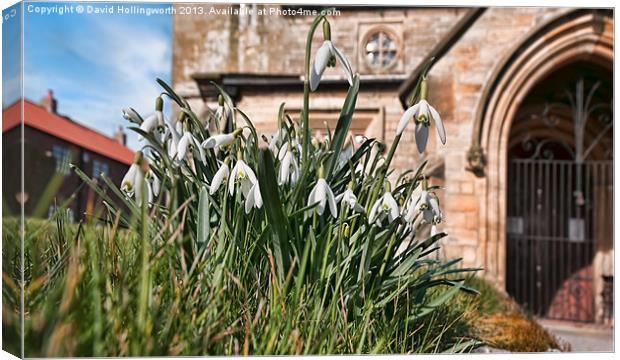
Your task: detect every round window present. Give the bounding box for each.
[363,28,399,71]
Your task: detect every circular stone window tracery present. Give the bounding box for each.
[363,28,399,72]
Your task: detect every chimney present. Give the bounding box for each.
[40,89,58,114]
[114,126,127,146]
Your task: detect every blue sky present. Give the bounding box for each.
[3,1,173,149]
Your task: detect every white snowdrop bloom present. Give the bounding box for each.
[368,191,400,225]
[121,107,142,125]
[335,188,365,214]
[309,22,353,91]
[177,130,206,164]
[418,190,442,224]
[244,182,263,214]
[278,143,300,185]
[202,128,242,149]
[268,129,285,155]
[396,79,446,153]
[121,152,146,203]
[210,161,230,195]
[165,120,181,159]
[307,177,337,218]
[228,158,258,201]
[138,97,166,141]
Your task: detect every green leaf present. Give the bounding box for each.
[157,77,189,108]
[326,75,360,179]
[258,149,289,281]
[197,187,210,245]
[411,281,464,319]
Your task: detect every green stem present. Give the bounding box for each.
[301,15,327,168]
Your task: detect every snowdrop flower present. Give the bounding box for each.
[396,78,446,153]
[139,97,166,140]
[165,120,181,159]
[309,21,353,91]
[307,167,337,218]
[210,159,230,195]
[228,154,258,203]
[369,184,399,225]
[121,107,142,125]
[335,182,365,214]
[203,128,242,149]
[121,151,146,203]
[404,181,442,226]
[145,170,161,202]
[177,128,206,164]
[278,143,300,185]
[244,182,263,214]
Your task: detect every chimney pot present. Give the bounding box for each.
[41,89,58,114]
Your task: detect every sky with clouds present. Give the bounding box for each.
[3,1,173,149]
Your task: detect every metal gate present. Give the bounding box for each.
[506,159,612,322]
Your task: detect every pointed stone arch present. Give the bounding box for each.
[469,9,613,287]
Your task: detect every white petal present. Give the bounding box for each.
[310,41,331,91]
[121,164,138,192]
[396,103,420,136]
[307,183,319,209]
[431,225,439,237]
[315,180,327,215]
[134,168,144,203]
[278,144,288,161]
[151,174,160,196]
[331,43,353,86]
[385,193,400,223]
[279,153,291,185]
[203,133,235,149]
[228,163,239,195]
[240,161,258,184]
[210,165,229,195]
[177,133,191,160]
[335,193,344,203]
[369,199,381,224]
[414,122,429,153]
[326,185,338,218]
[428,104,446,145]
[254,183,263,208]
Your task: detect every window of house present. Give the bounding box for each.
[363,28,399,71]
[93,159,109,179]
[52,145,71,175]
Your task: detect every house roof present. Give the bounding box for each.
[2,99,133,165]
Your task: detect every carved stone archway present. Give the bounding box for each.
[471,10,613,288]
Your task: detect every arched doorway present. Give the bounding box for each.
[505,61,612,322]
[470,10,613,308]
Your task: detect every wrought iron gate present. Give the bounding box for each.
[506,159,612,322]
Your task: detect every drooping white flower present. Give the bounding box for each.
[202,128,242,149]
[244,182,263,214]
[210,161,230,195]
[177,130,206,164]
[165,120,181,159]
[404,186,442,226]
[121,107,142,125]
[121,152,146,203]
[307,174,337,218]
[228,158,258,201]
[138,97,167,141]
[396,79,446,153]
[309,22,353,91]
[278,143,300,185]
[368,190,399,225]
[335,187,365,214]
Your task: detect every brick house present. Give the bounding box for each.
[172,6,613,324]
[2,91,133,221]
